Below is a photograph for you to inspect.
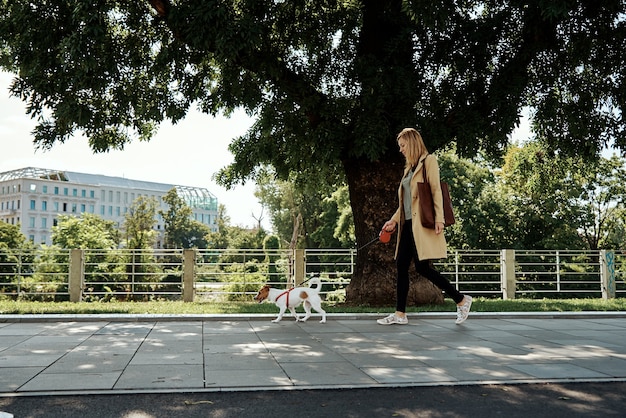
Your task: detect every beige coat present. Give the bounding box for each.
[390,154,447,261]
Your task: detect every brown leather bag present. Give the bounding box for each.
[417,155,455,229]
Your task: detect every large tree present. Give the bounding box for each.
[1,1,624,304]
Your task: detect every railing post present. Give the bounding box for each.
[600,250,616,300]
[294,249,305,286]
[69,249,84,302]
[501,249,516,300]
[183,249,195,302]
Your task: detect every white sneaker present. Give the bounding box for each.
[377,314,408,325]
[455,296,473,324]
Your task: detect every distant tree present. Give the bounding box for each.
[206,204,232,250]
[601,207,626,250]
[436,150,508,250]
[310,185,355,249]
[263,234,283,283]
[123,196,158,249]
[255,168,353,249]
[496,143,626,250]
[160,188,211,248]
[0,222,29,249]
[575,155,626,250]
[51,213,124,298]
[52,213,119,249]
[0,222,35,287]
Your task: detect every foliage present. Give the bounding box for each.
[52,213,120,249]
[0,223,35,286]
[205,205,268,253]
[576,155,626,250]
[27,246,69,301]
[223,272,266,302]
[437,144,626,251]
[123,195,158,249]
[255,168,354,249]
[437,150,505,249]
[0,221,29,248]
[496,143,626,250]
[160,188,212,248]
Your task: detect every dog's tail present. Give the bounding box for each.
[308,276,322,291]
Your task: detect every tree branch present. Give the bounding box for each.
[146,0,326,128]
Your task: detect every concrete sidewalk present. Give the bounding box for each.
[1,312,626,397]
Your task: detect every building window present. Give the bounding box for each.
[81,189,86,197]
[108,206,113,216]
[80,204,86,212]
[29,217,35,227]
[54,186,59,195]
[53,202,59,212]
[100,205,105,215]
[30,184,36,192]
[43,185,48,193]
[71,203,77,213]
[116,207,121,216]
[90,190,95,198]
[89,205,95,213]
[101,190,106,201]
[53,218,58,227]
[30,200,36,210]
[41,218,47,228]
[42,201,48,211]
[72,188,78,197]
[63,203,67,212]
[109,191,113,202]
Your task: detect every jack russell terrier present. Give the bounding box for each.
[254,277,327,323]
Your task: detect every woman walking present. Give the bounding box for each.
[377,128,472,325]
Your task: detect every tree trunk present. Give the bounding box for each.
[343,155,444,306]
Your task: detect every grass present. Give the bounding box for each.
[1,297,625,315]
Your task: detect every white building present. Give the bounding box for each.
[0,167,219,247]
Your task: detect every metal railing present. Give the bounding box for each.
[1,248,624,302]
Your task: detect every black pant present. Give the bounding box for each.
[396,220,464,312]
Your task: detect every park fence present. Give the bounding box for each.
[0,248,624,302]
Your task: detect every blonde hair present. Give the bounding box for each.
[397,128,428,168]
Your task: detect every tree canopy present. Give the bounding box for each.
[1,0,624,303]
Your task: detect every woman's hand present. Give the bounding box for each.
[435,222,444,235]
[382,220,397,232]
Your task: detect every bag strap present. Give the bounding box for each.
[420,154,429,183]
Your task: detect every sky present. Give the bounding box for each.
[0,71,270,229]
